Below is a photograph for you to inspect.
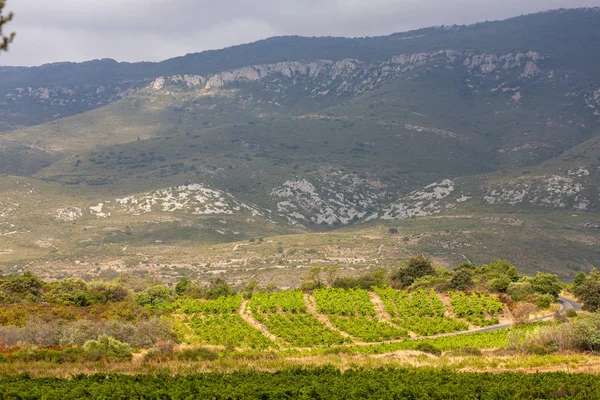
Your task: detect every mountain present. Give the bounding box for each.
[0,8,598,283]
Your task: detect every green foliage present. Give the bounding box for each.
[507,281,534,302]
[332,269,386,290]
[449,291,503,326]
[1,367,600,398]
[175,277,191,295]
[0,271,43,303]
[313,288,375,316]
[254,313,348,347]
[82,335,132,361]
[328,316,407,342]
[414,342,442,356]
[374,287,467,336]
[179,295,242,314]
[204,278,236,300]
[574,269,600,311]
[530,272,564,298]
[0,0,15,52]
[177,347,218,361]
[249,291,306,314]
[572,271,587,290]
[535,293,555,309]
[7,346,86,364]
[448,268,474,291]
[389,255,435,288]
[138,285,172,306]
[87,281,129,305]
[394,316,469,336]
[187,314,273,350]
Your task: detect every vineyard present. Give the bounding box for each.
[450,291,504,326]
[177,296,275,349]
[374,287,470,336]
[248,291,347,347]
[1,368,599,399]
[167,288,508,350]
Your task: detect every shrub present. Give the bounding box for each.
[88,281,129,304]
[204,278,236,300]
[145,341,176,362]
[177,347,218,361]
[512,302,539,326]
[448,269,474,291]
[507,282,534,302]
[445,347,482,357]
[138,285,172,306]
[10,346,86,363]
[83,335,132,361]
[414,342,442,356]
[390,255,435,288]
[530,273,563,298]
[566,309,578,318]
[535,294,555,309]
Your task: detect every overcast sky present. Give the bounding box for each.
[1,0,599,67]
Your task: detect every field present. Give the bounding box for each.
[1,368,600,399]
[157,287,513,350]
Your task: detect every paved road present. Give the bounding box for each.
[558,296,582,312]
[435,296,583,336]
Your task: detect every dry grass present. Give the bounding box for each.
[0,351,598,378]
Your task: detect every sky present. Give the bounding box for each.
[1,0,599,67]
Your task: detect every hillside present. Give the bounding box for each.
[0,8,599,281]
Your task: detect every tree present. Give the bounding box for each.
[575,269,600,311]
[390,255,435,288]
[300,266,325,291]
[204,277,236,299]
[0,0,15,52]
[530,272,563,298]
[449,268,474,291]
[572,271,587,290]
[175,277,191,295]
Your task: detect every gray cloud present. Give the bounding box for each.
[1,0,599,66]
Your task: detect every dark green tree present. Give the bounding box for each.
[204,277,236,299]
[572,271,587,290]
[449,268,474,291]
[575,268,600,311]
[390,255,435,288]
[530,272,564,298]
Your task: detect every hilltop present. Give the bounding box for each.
[0,8,598,281]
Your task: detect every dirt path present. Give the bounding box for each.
[303,293,355,342]
[239,299,281,344]
[370,292,392,322]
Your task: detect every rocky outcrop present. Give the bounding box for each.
[150,50,545,101]
[115,184,263,217]
[484,169,597,210]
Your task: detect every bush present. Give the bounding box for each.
[390,255,435,288]
[204,278,236,300]
[530,273,563,298]
[88,281,129,304]
[10,346,86,363]
[177,347,218,361]
[414,342,442,356]
[566,309,578,318]
[332,269,386,290]
[138,285,172,306]
[145,342,176,362]
[535,294,555,309]
[83,335,132,361]
[448,269,474,291]
[445,347,482,357]
[507,282,534,302]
